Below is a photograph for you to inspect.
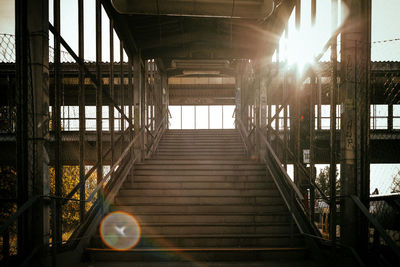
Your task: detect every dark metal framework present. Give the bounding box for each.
[0,0,168,265]
[0,0,400,266]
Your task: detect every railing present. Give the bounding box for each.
[0,113,168,266]
[235,116,400,265]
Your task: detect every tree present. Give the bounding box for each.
[315,166,340,198]
[49,165,97,241]
[390,169,400,194]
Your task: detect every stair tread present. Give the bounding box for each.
[86,247,306,252]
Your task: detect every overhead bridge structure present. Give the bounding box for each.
[0,0,400,266]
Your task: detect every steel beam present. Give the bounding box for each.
[112,0,274,19]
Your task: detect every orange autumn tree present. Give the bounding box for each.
[49,165,97,241]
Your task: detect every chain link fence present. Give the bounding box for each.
[0,33,75,63]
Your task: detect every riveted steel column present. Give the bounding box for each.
[16,0,50,262]
[53,0,62,248]
[16,0,29,258]
[96,0,103,193]
[109,19,115,179]
[309,0,317,224]
[78,0,86,221]
[294,0,301,185]
[283,24,288,170]
[329,0,338,242]
[340,0,371,254]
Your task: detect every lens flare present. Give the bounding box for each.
[99,211,141,250]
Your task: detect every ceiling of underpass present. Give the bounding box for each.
[105,0,294,104]
[108,0,293,73]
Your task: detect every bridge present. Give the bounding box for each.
[0,0,400,266]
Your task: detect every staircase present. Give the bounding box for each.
[84,129,316,266]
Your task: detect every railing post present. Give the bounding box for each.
[96,0,103,204]
[78,0,86,221]
[133,54,142,162]
[109,18,115,183]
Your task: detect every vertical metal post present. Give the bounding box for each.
[141,62,146,158]
[309,0,317,224]
[15,0,29,258]
[120,41,125,150]
[16,0,50,262]
[133,54,142,161]
[128,56,134,160]
[294,0,301,185]
[53,0,63,247]
[283,24,288,170]
[340,0,371,253]
[96,0,103,193]
[78,0,86,221]
[329,0,338,242]
[109,19,115,178]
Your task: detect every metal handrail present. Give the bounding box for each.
[350,195,400,260]
[145,114,168,158]
[265,124,330,202]
[64,123,134,202]
[86,127,144,202]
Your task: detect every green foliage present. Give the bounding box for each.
[315,166,340,198]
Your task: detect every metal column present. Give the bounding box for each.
[96,0,103,193]
[329,0,338,242]
[78,0,86,221]
[340,0,371,253]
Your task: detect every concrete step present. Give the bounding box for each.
[156,150,245,158]
[153,155,248,160]
[128,212,291,224]
[122,181,274,189]
[85,247,309,262]
[134,164,264,170]
[115,196,283,205]
[157,148,245,152]
[129,175,268,183]
[90,232,302,249]
[79,260,317,267]
[133,169,264,176]
[117,188,279,197]
[114,204,287,213]
[101,223,293,235]
[159,140,243,144]
[141,159,258,165]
